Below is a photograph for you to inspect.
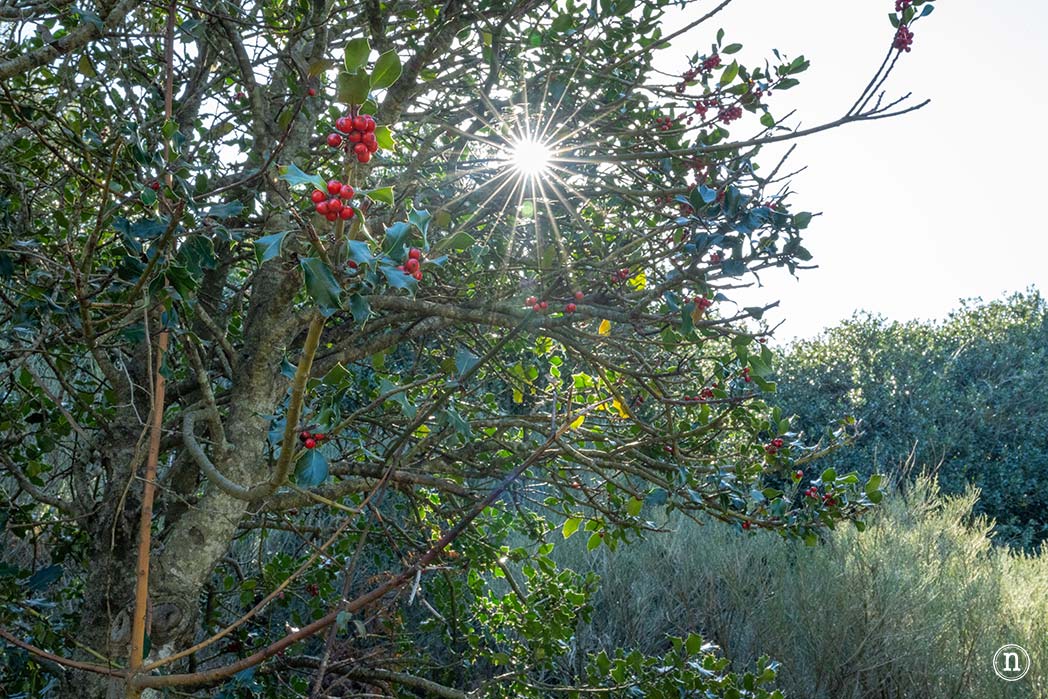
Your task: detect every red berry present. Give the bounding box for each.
[335,116,352,133]
[339,184,354,199]
[354,143,368,156]
[565,303,576,313]
[794,470,803,480]
[396,265,405,271]
[539,301,548,310]
[619,268,629,278]
[742,521,751,530]
[348,130,363,144]
[304,438,316,449]
[314,433,325,441]
[352,115,367,132]
[532,303,541,312]
[300,430,311,440]
[347,260,358,269]
[308,87,316,96]
[327,133,343,148]
[325,212,337,222]
[326,179,341,195]
[311,189,326,203]
[363,115,377,132]
[315,201,329,215]
[362,132,377,147]
[574,291,584,301]
[413,270,423,281]
[366,140,379,154]
[148,180,161,191]
[526,296,537,306]
[408,247,421,260]
[404,258,420,273]
[339,207,354,220]
[357,151,371,163]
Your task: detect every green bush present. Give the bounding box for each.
[774,290,1048,547]
[554,478,1048,699]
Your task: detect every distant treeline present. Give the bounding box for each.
[774,289,1048,547]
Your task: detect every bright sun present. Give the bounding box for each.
[507,137,553,177]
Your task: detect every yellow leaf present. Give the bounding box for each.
[691,305,705,325]
[569,415,585,430]
[611,398,630,418]
[513,388,523,404]
[598,319,611,336]
[628,271,646,290]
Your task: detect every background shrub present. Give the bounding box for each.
[774,290,1048,547]
[554,477,1048,699]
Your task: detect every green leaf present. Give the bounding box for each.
[27,564,63,591]
[345,239,374,265]
[255,231,290,264]
[866,473,884,495]
[889,12,900,27]
[759,112,775,128]
[382,221,411,255]
[206,201,244,219]
[295,448,329,488]
[722,43,743,54]
[586,531,603,551]
[374,125,396,151]
[371,50,403,89]
[336,71,371,105]
[455,347,479,377]
[278,163,326,191]
[300,257,343,316]
[140,188,157,207]
[626,497,643,517]
[344,37,371,73]
[380,264,418,294]
[821,467,837,483]
[365,186,394,206]
[793,211,813,229]
[719,60,739,85]
[348,293,370,324]
[562,517,582,539]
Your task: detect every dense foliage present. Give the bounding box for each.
[558,477,1048,699]
[775,290,1048,548]
[0,0,934,696]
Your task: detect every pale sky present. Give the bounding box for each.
[657,0,1048,340]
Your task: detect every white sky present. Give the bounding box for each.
[657,0,1048,340]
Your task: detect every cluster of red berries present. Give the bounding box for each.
[654,115,674,131]
[792,469,804,481]
[893,25,914,52]
[764,437,785,455]
[299,430,327,449]
[610,267,631,283]
[310,180,356,221]
[327,114,380,163]
[395,247,424,281]
[682,384,717,402]
[693,296,713,310]
[741,367,752,383]
[693,97,717,119]
[701,54,722,72]
[525,296,548,312]
[718,105,743,124]
[708,252,722,264]
[741,520,752,531]
[895,0,911,10]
